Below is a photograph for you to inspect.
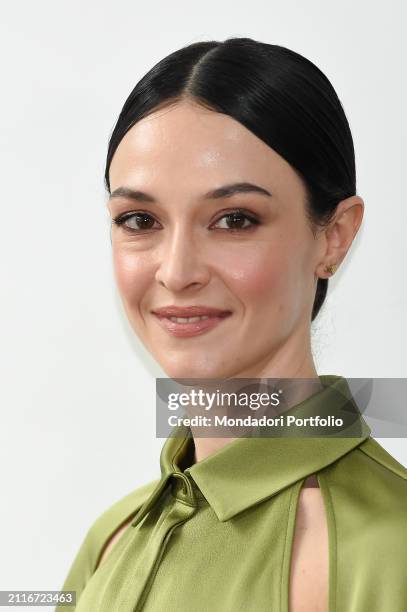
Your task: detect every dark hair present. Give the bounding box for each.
[105,37,356,322]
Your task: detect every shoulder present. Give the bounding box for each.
[324,436,407,516]
[340,436,407,518]
[58,478,159,600]
[356,437,407,481]
[89,478,160,551]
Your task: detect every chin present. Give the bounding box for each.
[158,354,228,381]
[162,365,221,380]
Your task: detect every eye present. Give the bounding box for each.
[211,209,260,231]
[112,211,161,232]
[111,208,261,233]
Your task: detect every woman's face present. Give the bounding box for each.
[107,100,324,379]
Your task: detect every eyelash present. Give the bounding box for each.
[111,209,261,233]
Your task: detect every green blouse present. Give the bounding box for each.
[57,375,407,611]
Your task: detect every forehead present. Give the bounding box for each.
[108,100,304,201]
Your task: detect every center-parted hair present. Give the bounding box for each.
[105,37,357,322]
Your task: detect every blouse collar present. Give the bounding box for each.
[134,375,371,525]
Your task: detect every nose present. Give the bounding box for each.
[155,226,210,292]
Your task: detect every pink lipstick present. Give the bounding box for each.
[151,305,232,338]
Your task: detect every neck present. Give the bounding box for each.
[191,335,320,464]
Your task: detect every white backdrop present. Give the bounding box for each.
[0,0,405,603]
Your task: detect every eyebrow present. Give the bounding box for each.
[108,182,272,204]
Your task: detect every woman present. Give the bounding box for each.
[57,38,407,611]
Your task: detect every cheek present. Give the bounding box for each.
[217,241,294,304]
[112,248,151,304]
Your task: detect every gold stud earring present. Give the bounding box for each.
[325,263,337,275]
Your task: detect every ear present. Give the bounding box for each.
[315,195,364,279]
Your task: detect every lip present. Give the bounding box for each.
[152,305,232,317]
[151,305,232,338]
